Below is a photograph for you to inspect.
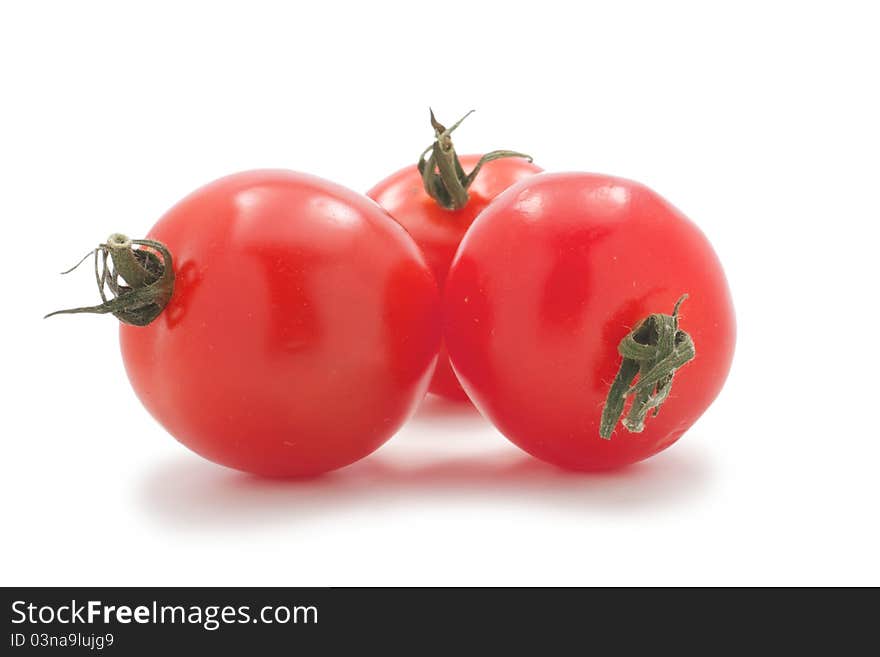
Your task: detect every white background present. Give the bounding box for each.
[2,1,878,586]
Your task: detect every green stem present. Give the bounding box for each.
[598,295,696,439]
[106,233,157,289]
[417,109,532,210]
[45,234,174,327]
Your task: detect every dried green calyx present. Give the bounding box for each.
[417,109,532,210]
[599,295,696,439]
[45,233,174,327]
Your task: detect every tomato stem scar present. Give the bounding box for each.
[417,108,532,211]
[598,294,696,439]
[45,234,175,326]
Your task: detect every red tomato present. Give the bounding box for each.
[118,170,440,476]
[369,153,542,400]
[444,172,735,470]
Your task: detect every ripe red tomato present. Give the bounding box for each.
[370,150,542,400]
[117,170,440,476]
[444,172,735,470]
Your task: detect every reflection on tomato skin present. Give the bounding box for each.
[439,254,496,397]
[161,259,199,329]
[120,170,440,477]
[382,259,442,390]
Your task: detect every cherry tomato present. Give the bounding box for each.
[369,153,542,400]
[119,170,440,476]
[444,172,735,470]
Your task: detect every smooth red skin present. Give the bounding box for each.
[368,155,542,401]
[120,170,440,477]
[444,172,736,470]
